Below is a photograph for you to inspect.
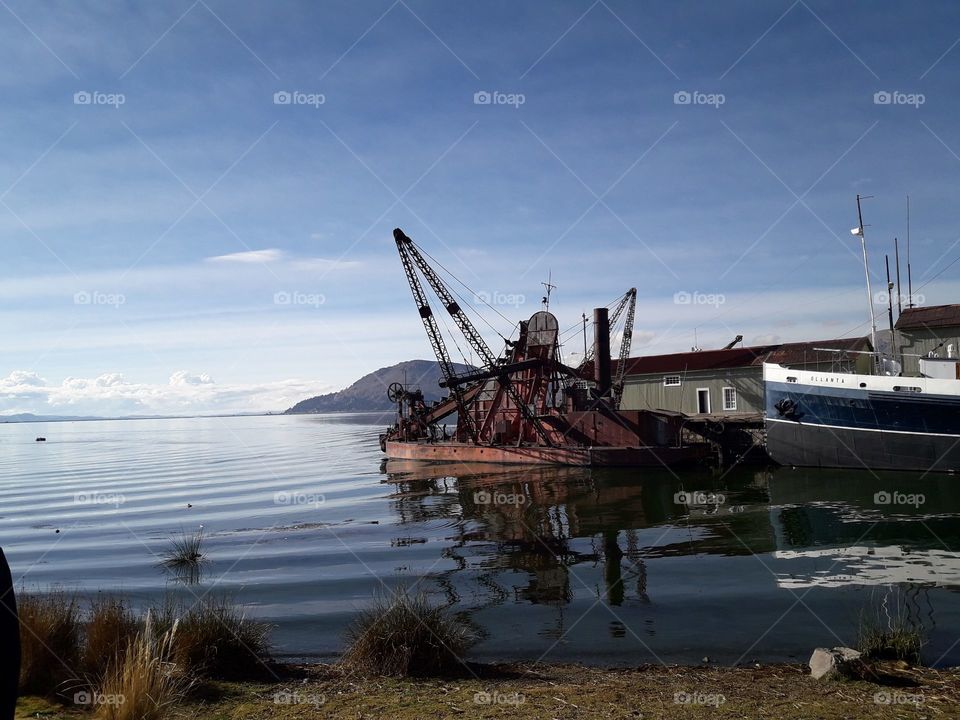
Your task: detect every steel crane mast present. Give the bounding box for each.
[394,232,479,440]
[395,238,459,384]
[394,229,499,368]
[582,288,634,365]
[612,287,637,408]
[393,228,553,446]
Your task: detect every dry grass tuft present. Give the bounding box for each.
[857,586,927,664]
[18,590,81,695]
[82,594,139,681]
[161,527,207,570]
[95,612,191,720]
[341,587,473,678]
[172,595,272,680]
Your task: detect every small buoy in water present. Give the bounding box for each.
[187,503,193,509]
[55,529,60,534]
[701,656,710,663]
[36,437,46,442]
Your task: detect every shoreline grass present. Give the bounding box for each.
[17,591,81,696]
[16,591,270,707]
[16,660,960,720]
[857,587,928,664]
[341,587,474,678]
[14,587,954,719]
[94,613,191,720]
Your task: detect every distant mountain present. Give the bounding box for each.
[284,359,473,414]
[0,413,103,423]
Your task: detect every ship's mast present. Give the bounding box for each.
[852,194,878,362]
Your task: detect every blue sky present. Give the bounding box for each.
[3,0,960,415]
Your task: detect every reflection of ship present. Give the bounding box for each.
[379,229,709,466]
[766,468,960,589]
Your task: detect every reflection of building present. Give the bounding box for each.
[618,338,871,417]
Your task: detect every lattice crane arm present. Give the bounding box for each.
[582,288,633,365]
[395,236,459,385]
[393,228,553,446]
[394,229,499,369]
[612,287,637,408]
[394,233,479,439]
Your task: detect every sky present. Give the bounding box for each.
[3,0,960,416]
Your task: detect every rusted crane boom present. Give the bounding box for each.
[394,231,479,440]
[393,228,553,446]
[612,288,637,408]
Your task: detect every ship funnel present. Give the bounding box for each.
[593,307,611,395]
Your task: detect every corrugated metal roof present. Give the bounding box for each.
[895,304,960,330]
[762,337,872,365]
[615,337,870,376]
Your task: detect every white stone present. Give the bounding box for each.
[809,647,864,680]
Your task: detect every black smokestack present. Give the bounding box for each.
[594,307,611,395]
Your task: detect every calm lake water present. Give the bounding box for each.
[2,413,959,666]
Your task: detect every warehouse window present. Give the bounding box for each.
[663,375,681,387]
[723,386,737,411]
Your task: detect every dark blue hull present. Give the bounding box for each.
[765,380,960,472]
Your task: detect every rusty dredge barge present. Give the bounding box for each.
[379,229,709,467]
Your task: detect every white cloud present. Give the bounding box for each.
[207,249,287,264]
[4,371,45,387]
[204,249,360,271]
[0,370,334,417]
[95,373,127,387]
[169,371,215,386]
[291,257,361,271]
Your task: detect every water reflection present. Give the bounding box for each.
[382,460,960,606]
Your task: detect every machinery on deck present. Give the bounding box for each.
[380,228,706,466]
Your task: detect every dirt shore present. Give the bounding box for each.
[17,661,960,719]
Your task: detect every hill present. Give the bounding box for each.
[284,359,473,414]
